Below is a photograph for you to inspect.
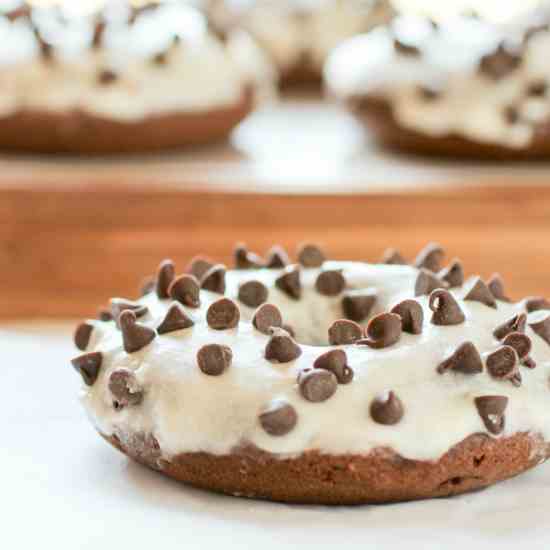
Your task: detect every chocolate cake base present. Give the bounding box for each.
[103,431,548,504]
[0,88,254,154]
[349,96,550,160]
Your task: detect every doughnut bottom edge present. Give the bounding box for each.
[101,431,549,504]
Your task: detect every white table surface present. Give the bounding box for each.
[4,322,550,550]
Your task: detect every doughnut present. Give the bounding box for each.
[0,1,273,154]
[71,242,550,504]
[325,12,550,158]
[209,0,395,86]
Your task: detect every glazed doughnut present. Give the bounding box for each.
[72,242,550,504]
[0,1,273,153]
[209,0,395,86]
[325,12,550,158]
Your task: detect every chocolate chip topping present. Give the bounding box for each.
[98,308,113,322]
[265,245,290,268]
[502,332,532,361]
[528,314,550,346]
[414,242,445,272]
[415,268,446,296]
[298,369,338,403]
[71,351,103,386]
[157,303,194,334]
[437,342,483,374]
[187,256,214,280]
[110,298,149,325]
[238,280,268,308]
[342,292,377,322]
[391,300,424,334]
[474,395,508,435]
[381,248,407,265]
[156,259,175,299]
[393,38,420,56]
[328,319,363,345]
[200,264,226,294]
[234,243,264,269]
[527,80,547,97]
[74,322,93,351]
[109,369,143,407]
[297,243,325,268]
[357,312,402,349]
[525,296,550,312]
[463,276,497,309]
[486,346,519,382]
[206,298,240,330]
[92,21,105,49]
[504,105,520,125]
[197,344,232,376]
[429,289,465,325]
[98,69,118,85]
[487,273,510,302]
[418,85,441,101]
[493,313,526,340]
[370,391,404,425]
[439,259,464,288]
[275,266,301,300]
[119,310,156,353]
[315,270,346,296]
[265,328,302,363]
[480,44,521,80]
[259,400,298,436]
[252,303,283,335]
[313,349,354,384]
[169,274,200,308]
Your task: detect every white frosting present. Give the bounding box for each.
[79,260,550,463]
[325,15,550,148]
[210,0,395,74]
[0,2,275,120]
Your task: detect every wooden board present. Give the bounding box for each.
[2,93,550,318]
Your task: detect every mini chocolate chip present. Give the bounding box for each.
[393,38,420,56]
[479,44,521,80]
[252,303,283,335]
[110,298,149,326]
[297,243,325,268]
[197,344,232,376]
[140,276,156,296]
[429,289,465,325]
[370,390,404,425]
[487,273,510,302]
[119,310,156,353]
[494,313,526,340]
[275,266,301,300]
[342,292,377,322]
[502,332,532,360]
[35,31,53,61]
[313,349,353,384]
[381,248,407,265]
[259,400,298,436]
[98,69,118,85]
[415,268,446,296]
[153,50,168,65]
[391,300,423,334]
[315,270,346,296]
[156,259,175,299]
[418,85,441,101]
[437,342,483,374]
[528,314,550,346]
[525,296,550,312]
[92,21,105,48]
[486,346,519,382]
[206,298,240,330]
[74,322,93,351]
[328,319,363,345]
[157,303,194,334]
[109,369,143,407]
[200,264,226,294]
[527,80,547,97]
[238,280,268,308]
[504,105,519,125]
[187,256,213,280]
[357,312,402,349]
[414,242,445,272]
[474,395,508,435]
[98,308,113,322]
[298,369,337,402]
[463,277,497,309]
[71,351,103,386]
[265,245,290,268]
[169,274,200,308]
[282,323,296,338]
[439,260,464,288]
[234,243,264,269]
[265,328,302,363]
